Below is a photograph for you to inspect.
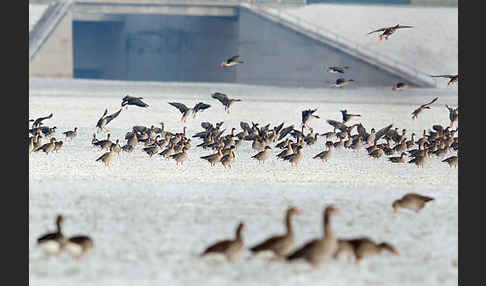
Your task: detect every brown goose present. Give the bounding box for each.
[200,147,223,167]
[388,152,406,163]
[392,82,411,91]
[211,92,242,114]
[65,235,94,259]
[283,145,303,167]
[170,146,189,166]
[34,137,56,155]
[334,237,399,263]
[251,146,272,165]
[313,141,333,162]
[37,215,65,256]
[393,193,434,213]
[367,24,413,40]
[411,97,438,120]
[430,74,458,86]
[63,127,78,140]
[442,155,458,168]
[286,205,339,268]
[96,145,116,167]
[54,141,63,152]
[29,137,35,155]
[445,104,458,128]
[201,222,245,261]
[250,207,302,259]
[96,108,122,133]
[221,145,236,168]
[169,102,211,123]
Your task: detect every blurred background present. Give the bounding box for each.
[29,0,458,88]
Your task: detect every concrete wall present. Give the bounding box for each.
[236,8,407,87]
[72,14,239,82]
[29,10,73,78]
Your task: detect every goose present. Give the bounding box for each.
[201,222,245,261]
[286,206,339,268]
[393,193,434,213]
[37,215,65,256]
[250,207,301,259]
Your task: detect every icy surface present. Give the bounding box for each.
[278,4,458,78]
[29,78,458,286]
[29,4,48,32]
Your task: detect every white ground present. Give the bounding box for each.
[278,4,458,79]
[29,78,458,286]
[29,4,48,32]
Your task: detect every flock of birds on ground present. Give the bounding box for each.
[31,21,458,270]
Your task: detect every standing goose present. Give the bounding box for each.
[170,146,189,166]
[446,104,458,128]
[283,145,303,167]
[112,139,121,155]
[367,24,413,40]
[94,133,112,150]
[96,108,122,133]
[63,127,78,141]
[442,155,458,168]
[313,141,334,162]
[65,235,94,259]
[408,149,429,168]
[388,152,407,163]
[334,237,399,263]
[220,145,236,168]
[211,92,242,114]
[143,143,160,158]
[411,97,439,120]
[201,222,245,261]
[37,215,65,256]
[35,137,56,155]
[121,95,149,109]
[200,147,224,167]
[392,193,434,213]
[54,141,63,152]
[29,137,35,155]
[430,74,458,86]
[250,207,302,259]
[96,145,116,167]
[286,205,340,268]
[251,146,272,165]
[220,55,244,68]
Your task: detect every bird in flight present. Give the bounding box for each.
[221,55,244,68]
[430,74,458,86]
[211,92,242,114]
[411,97,438,120]
[121,95,149,110]
[367,24,413,40]
[169,102,211,123]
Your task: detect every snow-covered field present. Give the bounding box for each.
[29,4,48,32]
[279,4,458,77]
[29,78,458,286]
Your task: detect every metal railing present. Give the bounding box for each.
[242,2,436,87]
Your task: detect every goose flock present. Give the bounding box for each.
[30,17,457,276]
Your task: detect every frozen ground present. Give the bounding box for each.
[29,78,458,286]
[29,4,48,32]
[278,4,458,78]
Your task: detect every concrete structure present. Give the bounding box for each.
[29,0,433,87]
